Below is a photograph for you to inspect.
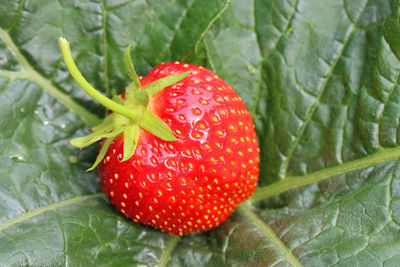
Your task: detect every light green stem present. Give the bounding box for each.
[59,37,137,120]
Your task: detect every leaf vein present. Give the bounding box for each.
[100,0,110,98]
[194,0,230,54]
[282,25,356,177]
[5,0,25,31]
[237,202,303,267]
[251,0,298,114]
[251,145,400,203]
[0,193,106,233]
[158,235,181,267]
[54,211,67,266]
[162,0,196,60]
[0,28,101,126]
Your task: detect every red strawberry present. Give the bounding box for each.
[59,38,259,235]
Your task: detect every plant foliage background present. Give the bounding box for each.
[1,0,400,266]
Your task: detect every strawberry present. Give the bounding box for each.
[59,38,259,235]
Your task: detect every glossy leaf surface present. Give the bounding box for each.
[1,0,400,266]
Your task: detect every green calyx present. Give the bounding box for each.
[59,37,190,171]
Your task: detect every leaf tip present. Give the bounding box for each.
[168,135,178,142]
[69,138,80,148]
[86,165,96,172]
[58,37,69,47]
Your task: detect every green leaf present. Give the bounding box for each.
[123,44,141,98]
[2,0,400,266]
[122,125,139,162]
[213,160,400,266]
[69,123,115,148]
[144,71,191,97]
[87,135,115,171]
[133,89,149,106]
[139,111,178,141]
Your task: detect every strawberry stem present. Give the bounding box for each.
[60,37,190,170]
[59,37,139,122]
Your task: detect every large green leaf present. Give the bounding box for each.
[1,0,400,266]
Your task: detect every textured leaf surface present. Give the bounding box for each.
[1,0,400,266]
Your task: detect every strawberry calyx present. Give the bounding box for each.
[59,37,190,170]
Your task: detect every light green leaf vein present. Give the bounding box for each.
[0,193,106,233]
[251,145,400,203]
[251,0,298,115]
[282,25,356,177]
[0,27,101,126]
[100,0,110,98]
[237,202,303,267]
[159,235,181,267]
[194,0,231,53]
